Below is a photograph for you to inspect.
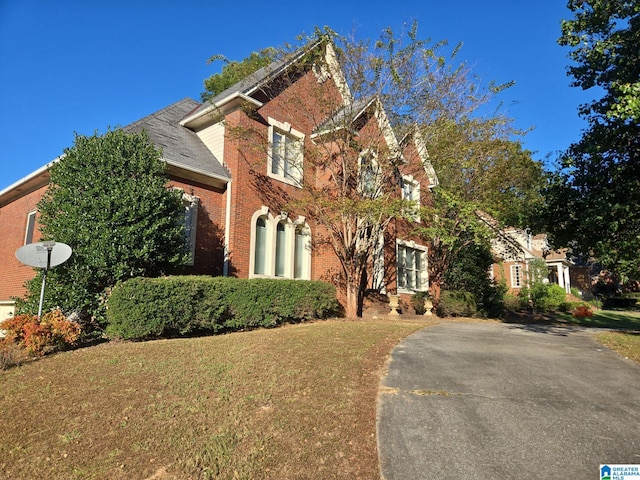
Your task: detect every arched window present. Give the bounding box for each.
[275,221,287,277]
[250,209,312,280]
[294,225,309,279]
[254,216,267,275]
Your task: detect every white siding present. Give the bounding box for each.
[196,122,225,163]
[0,300,15,325]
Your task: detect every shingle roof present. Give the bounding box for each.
[124,98,230,181]
[312,96,375,136]
[186,40,325,120]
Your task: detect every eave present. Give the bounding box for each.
[0,162,55,208]
[165,160,230,189]
[180,92,264,130]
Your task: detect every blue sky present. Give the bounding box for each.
[0,0,593,190]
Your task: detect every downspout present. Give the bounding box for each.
[223,180,232,276]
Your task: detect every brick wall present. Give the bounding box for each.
[0,184,46,304]
[169,177,227,276]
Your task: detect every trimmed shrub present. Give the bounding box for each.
[538,284,568,312]
[106,276,340,340]
[518,284,567,313]
[436,290,477,317]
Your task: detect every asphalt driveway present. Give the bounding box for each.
[377,322,640,479]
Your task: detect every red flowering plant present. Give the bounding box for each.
[0,310,82,356]
[572,304,594,318]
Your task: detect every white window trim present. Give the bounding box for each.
[267,116,304,187]
[358,149,381,199]
[25,210,37,245]
[182,193,199,266]
[401,174,421,222]
[396,239,428,293]
[249,208,311,280]
[511,264,524,288]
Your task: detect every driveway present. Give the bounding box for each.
[377,322,640,479]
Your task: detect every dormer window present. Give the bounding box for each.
[359,150,380,199]
[268,117,304,187]
[402,175,420,222]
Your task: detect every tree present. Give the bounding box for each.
[415,116,544,306]
[545,1,640,279]
[202,48,276,100]
[17,129,187,322]
[211,24,543,317]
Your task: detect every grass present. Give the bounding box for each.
[596,331,640,363]
[0,318,431,480]
[557,308,640,330]
[533,308,640,365]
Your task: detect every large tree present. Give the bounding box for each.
[208,25,543,316]
[18,129,187,322]
[545,1,640,279]
[415,117,544,304]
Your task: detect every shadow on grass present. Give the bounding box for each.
[501,309,640,332]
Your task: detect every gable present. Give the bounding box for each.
[124,98,230,187]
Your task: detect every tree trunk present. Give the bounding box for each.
[429,280,442,306]
[345,282,359,318]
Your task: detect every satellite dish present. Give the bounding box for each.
[15,241,73,319]
[16,241,72,269]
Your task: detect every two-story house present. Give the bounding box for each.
[0,39,437,320]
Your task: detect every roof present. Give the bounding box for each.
[184,39,326,124]
[311,96,376,137]
[1,98,230,207]
[124,98,230,184]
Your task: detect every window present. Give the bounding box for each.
[294,224,310,279]
[182,194,199,266]
[275,221,287,277]
[359,151,380,198]
[511,264,523,288]
[251,209,311,280]
[268,117,304,186]
[401,175,420,221]
[254,217,268,275]
[24,210,37,245]
[397,241,428,292]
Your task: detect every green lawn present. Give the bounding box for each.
[0,319,430,480]
[556,308,640,330]
[554,308,640,364]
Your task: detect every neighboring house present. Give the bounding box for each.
[0,40,437,320]
[490,227,573,294]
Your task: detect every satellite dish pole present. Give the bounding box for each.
[37,241,56,319]
[15,241,73,320]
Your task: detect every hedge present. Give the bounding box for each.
[436,290,477,317]
[106,276,340,340]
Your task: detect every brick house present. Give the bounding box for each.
[0,40,437,320]
[490,227,573,295]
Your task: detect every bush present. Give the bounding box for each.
[410,291,430,315]
[106,276,340,340]
[538,284,567,311]
[503,293,521,312]
[572,304,593,317]
[0,310,82,356]
[518,284,567,313]
[436,290,477,317]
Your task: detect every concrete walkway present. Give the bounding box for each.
[377,322,640,479]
